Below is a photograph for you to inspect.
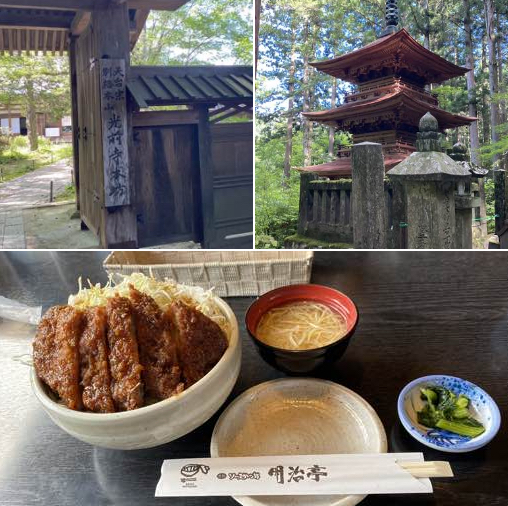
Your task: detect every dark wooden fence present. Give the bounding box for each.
[210,122,253,248]
[131,111,253,248]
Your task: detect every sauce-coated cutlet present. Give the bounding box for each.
[169,301,228,386]
[129,286,184,400]
[106,296,144,411]
[80,307,115,413]
[33,292,228,412]
[33,305,83,410]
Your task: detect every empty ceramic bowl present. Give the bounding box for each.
[211,377,387,506]
[397,375,501,453]
[31,295,241,450]
[245,284,358,374]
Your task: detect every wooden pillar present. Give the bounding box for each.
[197,104,216,248]
[68,36,80,211]
[351,142,387,249]
[92,1,137,248]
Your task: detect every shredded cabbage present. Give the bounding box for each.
[68,272,229,334]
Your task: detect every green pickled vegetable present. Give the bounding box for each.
[416,385,485,439]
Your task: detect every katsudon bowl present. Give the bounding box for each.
[31,295,241,450]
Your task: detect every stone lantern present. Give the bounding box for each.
[387,112,472,249]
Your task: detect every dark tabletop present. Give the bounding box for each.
[0,251,507,506]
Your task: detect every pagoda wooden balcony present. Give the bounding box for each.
[335,141,416,160]
[344,82,438,107]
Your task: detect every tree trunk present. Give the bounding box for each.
[423,0,430,50]
[328,78,337,156]
[464,0,487,237]
[485,0,503,233]
[496,12,505,122]
[302,21,312,167]
[283,22,296,184]
[423,0,430,92]
[481,33,490,144]
[255,0,261,74]
[26,78,38,152]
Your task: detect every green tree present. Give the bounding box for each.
[131,0,253,66]
[0,55,69,151]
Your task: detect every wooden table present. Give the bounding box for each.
[0,251,507,505]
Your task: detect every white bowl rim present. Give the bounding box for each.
[397,374,502,453]
[210,378,387,506]
[31,295,239,422]
[210,376,388,455]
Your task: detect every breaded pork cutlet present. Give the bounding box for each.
[106,296,143,411]
[79,307,115,413]
[168,301,228,386]
[129,286,184,400]
[33,305,83,410]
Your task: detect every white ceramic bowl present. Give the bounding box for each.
[211,378,387,506]
[31,296,241,450]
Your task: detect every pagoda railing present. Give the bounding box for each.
[297,175,406,248]
[344,82,437,106]
[336,142,416,158]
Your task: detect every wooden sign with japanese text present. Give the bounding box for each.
[100,59,130,207]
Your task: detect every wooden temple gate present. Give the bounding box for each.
[0,0,253,249]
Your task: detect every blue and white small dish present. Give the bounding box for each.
[397,375,501,453]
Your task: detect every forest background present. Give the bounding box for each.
[0,0,252,182]
[255,0,508,248]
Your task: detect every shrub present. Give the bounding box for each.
[36,136,54,154]
[10,135,29,150]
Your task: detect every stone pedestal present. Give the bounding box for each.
[387,113,472,249]
[351,142,387,249]
[404,179,456,248]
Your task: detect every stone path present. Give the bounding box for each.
[0,160,72,249]
[0,160,72,212]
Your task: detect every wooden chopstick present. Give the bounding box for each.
[398,461,454,478]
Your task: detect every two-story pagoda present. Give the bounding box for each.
[299,0,476,177]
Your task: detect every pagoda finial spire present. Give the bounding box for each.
[380,0,399,38]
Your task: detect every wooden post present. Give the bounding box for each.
[91,1,137,248]
[351,142,387,249]
[68,35,80,211]
[197,104,216,248]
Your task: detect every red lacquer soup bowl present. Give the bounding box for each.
[245,284,359,375]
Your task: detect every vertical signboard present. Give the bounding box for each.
[100,58,130,207]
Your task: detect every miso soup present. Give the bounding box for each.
[255,300,347,350]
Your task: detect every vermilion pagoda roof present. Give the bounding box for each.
[303,88,476,130]
[296,153,407,177]
[311,29,470,85]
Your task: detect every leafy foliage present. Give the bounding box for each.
[132,0,253,66]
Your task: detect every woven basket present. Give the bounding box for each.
[103,251,314,297]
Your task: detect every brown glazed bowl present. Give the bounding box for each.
[245,284,358,375]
